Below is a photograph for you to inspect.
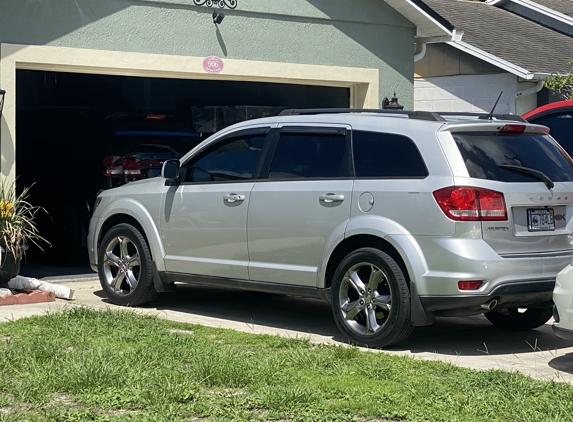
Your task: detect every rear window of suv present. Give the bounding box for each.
[453,133,573,183]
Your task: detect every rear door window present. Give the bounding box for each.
[268,131,351,179]
[352,130,428,178]
[453,132,573,182]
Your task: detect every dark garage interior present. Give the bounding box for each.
[15,69,350,272]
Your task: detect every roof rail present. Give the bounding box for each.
[278,108,445,122]
[277,108,528,123]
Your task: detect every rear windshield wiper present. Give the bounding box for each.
[499,165,554,190]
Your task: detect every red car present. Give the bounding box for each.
[102,113,202,188]
[523,100,573,155]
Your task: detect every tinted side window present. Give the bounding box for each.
[268,132,350,179]
[531,112,573,156]
[453,133,573,182]
[353,131,428,178]
[183,134,265,182]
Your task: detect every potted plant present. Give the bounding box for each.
[0,180,46,287]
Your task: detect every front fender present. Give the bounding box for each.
[92,198,167,272]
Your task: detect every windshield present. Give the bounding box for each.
[453,132,573,183]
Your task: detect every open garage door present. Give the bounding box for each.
[15,70,350,266]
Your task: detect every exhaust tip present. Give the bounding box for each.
[481,299,498,311]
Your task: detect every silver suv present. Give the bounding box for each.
[87,109,573,347]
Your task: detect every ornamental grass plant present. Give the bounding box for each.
[0,179,47,259]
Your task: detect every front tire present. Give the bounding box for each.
[484,307,553,330]
[98,223,158,306]
[331,248,414,348]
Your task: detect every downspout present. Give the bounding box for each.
[414,43,427,62]
[509,80,544,114]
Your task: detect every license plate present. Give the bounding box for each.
[527,208,555,231]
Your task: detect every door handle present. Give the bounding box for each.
[224,194,246,203]
[319,194,345,203]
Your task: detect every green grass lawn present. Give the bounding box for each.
[0,307,572,421]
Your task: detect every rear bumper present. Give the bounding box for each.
[420,279,554,316]
[409,236,571,298]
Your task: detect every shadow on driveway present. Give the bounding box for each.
[549,353,573,375]
[96,283,573,359]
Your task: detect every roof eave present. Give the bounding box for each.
[417,30,463,44]
[384,0,457,43]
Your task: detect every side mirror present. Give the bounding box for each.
[162,160,180,183]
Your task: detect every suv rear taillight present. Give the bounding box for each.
[433,187,507,221]
[103,156,144,178]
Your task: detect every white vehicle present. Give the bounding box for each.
[553,261,573,340]
[88,108,573,347]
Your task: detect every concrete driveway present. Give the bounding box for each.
[3,277,573,384]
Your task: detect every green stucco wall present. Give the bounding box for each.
[0,0,416,108]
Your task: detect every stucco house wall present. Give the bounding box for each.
[0,0,417,106]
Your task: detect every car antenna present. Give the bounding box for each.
[487,91,503,120]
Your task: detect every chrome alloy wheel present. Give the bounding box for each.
[338,262,392,336]
[102,235,141,297]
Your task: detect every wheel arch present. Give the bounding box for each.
[324,235,409,290]
[96,210,166,271]
[322,232,434,327]
[324,215,429,290]
[99,214,146,248]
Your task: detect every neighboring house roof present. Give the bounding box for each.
[419,0,573,79]
[487,0,573,36]
[524,0,573,17]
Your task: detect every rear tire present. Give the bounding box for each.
[98,223,158,306]
[484,307,553,330]
[331,247,413,348]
